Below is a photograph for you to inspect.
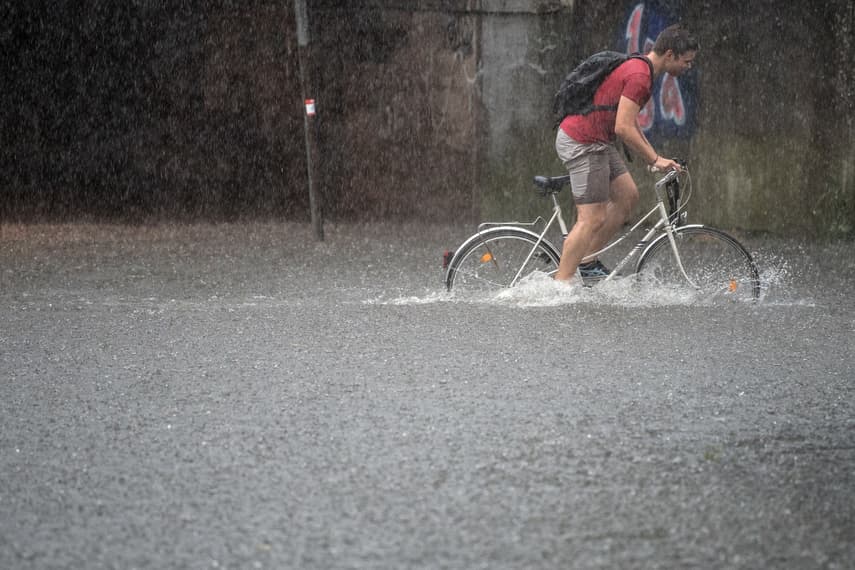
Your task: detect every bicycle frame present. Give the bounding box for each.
[594,170,697,287]
[482,169,698,288]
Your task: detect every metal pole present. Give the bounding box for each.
[294,0,323,241]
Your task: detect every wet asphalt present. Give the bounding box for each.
[1,222,853,569]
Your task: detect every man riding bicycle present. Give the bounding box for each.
[554,24,699,284]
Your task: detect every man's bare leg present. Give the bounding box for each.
[554,202,608,282]
[585,173,639,258]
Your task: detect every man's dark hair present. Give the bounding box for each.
[653,24,699,56]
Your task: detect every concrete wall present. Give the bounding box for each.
[311,0,577,222]
[683,1,855,236]
[470,0,855,236]
[474,5,572,220]
[2,1,853,236]
[474,0,855,236]
[310,2,483,221]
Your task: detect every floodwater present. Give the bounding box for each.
[1,222,853,569]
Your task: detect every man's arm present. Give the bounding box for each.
[614,96,681,171]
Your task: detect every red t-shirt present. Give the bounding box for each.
[559,57,652,144]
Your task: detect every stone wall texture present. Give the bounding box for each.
[2,0,853,235]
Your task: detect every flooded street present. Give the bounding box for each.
[1,222,853,568]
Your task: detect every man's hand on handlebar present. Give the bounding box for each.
[650,156,683,173]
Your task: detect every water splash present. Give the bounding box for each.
[368,246,820,308]
[371,272,723,308]
[751,248,817,306]
[493,271,699,308]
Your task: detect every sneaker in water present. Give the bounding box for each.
[578,259,610,283]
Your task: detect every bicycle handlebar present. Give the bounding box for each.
[654,169,680,189]
[650,159,687,189]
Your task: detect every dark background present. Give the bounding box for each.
[2,1,307,222]
[2,1,854,234]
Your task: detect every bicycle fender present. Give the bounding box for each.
[444,226,561,282]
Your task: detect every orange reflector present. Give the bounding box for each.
[728,280,738,292]
[480,252,493,264]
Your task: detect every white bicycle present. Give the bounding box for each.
[443,163,761,302]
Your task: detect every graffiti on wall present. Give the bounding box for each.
[622,2,697,140]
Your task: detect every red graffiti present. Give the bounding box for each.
[624,2,690,131]
[638,38,655,130]
[626,4,654,130]
[659,74,686,125]
[625,4,643,54]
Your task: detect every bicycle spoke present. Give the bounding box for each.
[637,226,760,302]
[446,229,561,293]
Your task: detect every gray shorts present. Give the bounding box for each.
[555,129,628,204]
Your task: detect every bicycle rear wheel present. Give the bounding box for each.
[445,227,561,293]
[636,225,760,302]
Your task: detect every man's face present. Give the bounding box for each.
[667,50,697,76]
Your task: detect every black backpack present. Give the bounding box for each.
[552,51,653,127]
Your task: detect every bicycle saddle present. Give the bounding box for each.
[533,175,572,194]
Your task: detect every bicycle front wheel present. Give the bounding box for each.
[636,225,760,302]
[445,227,561,293]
